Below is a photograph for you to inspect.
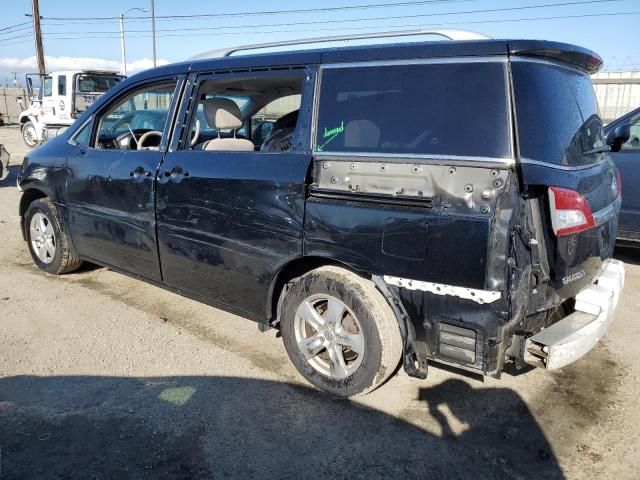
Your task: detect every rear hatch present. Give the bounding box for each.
[510,55,620,301]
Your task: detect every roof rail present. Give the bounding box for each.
[189,28,491,60]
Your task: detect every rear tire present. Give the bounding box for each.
[25,198,82,275]
[21,121,39,148]
[280,266,402,397]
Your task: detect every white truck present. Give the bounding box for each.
[18,70,125,147]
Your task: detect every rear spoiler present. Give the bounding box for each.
[509,41,603,74]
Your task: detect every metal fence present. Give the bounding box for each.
[592,71,640,124]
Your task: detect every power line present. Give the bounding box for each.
[0,25,34,39]
[0,21,31,32]
[25,10,640,42]
[35,0,631,38]
[38,0,478,21]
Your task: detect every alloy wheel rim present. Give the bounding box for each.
[294,294,365,380]
[30,212,56,264]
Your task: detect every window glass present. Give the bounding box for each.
[513,62,606,167]
[42,76,52,97]
[184,75,303,152]
[77,75,123,93]
[58,75,66,96]
[73,120,93,147]
[96,82,176,150]
[621,114,640,151]
[315,63,511,158]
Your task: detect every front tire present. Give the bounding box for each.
[21,121,39,147]
[25,198,82,274]
[280,266,402,396]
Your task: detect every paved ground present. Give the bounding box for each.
[1,125,639,479]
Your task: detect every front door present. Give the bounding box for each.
[156,69,313,319]
[65,78,181,281]
[610,111,640,236]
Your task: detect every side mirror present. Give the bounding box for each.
[15,96,23,105]
[607,123,631,152]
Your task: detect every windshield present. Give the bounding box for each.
[77,74,122,93]
[513,61,606,167]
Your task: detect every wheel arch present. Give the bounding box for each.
[19,188,49,240]
[266,256,368,327]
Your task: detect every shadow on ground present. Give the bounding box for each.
[0,375,563,479]
[614,244,640,266]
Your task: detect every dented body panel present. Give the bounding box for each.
[16,37,623,381]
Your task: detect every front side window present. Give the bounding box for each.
[42,76,52,97]
[183,74,303,152]
[95,82,176,150]
[621,113,640,151]
[315,62,511,158]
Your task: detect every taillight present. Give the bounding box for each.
[548,187,595,237]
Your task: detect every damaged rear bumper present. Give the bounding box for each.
[524,259,625,370]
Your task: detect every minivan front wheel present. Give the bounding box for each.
[25,198,82,274]
[280,266,402,396]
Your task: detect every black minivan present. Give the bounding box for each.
[17,30,626,396]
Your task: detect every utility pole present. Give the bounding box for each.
[119,14,127,75]
[150,0,157,68]
[31,0,46,75]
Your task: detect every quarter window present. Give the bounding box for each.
[315,62,511,158]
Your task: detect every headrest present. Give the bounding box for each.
[203,97,243,130]
[344,119,380,149]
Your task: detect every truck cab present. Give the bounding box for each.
[18,70,124,147]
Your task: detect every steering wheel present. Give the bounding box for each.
[138,130,163,150]
[190,119,201,147]
[114,131,137,150]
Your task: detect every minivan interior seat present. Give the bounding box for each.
[202,98,253,151]
[344,119,380,149]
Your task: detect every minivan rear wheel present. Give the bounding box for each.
[280,266,402,396]
[25,198,83,274]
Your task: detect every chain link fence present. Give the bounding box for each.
[592,71,640,124]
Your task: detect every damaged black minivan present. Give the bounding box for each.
[18,30,626,396]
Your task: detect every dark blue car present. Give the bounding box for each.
[16,31,627,396]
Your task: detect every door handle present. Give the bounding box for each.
[129,166,153,178]
[162,166,190,180]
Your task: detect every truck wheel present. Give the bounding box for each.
[280,266,402,396]
[21,121,38,147]
[25,198,82,275]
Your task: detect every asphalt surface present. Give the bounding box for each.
[1,125,639,479]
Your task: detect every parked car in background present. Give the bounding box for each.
[605,107,640,244]
[16,30,627,396]
[0,145,10,182]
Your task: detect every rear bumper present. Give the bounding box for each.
[524,259,625,370]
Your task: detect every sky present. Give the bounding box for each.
[0,0,638,83]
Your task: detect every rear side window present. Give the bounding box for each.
[315,62,511,158]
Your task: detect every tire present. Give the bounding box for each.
[21,121,39,148]
[24,197,83,275]
[280,266,403,397]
